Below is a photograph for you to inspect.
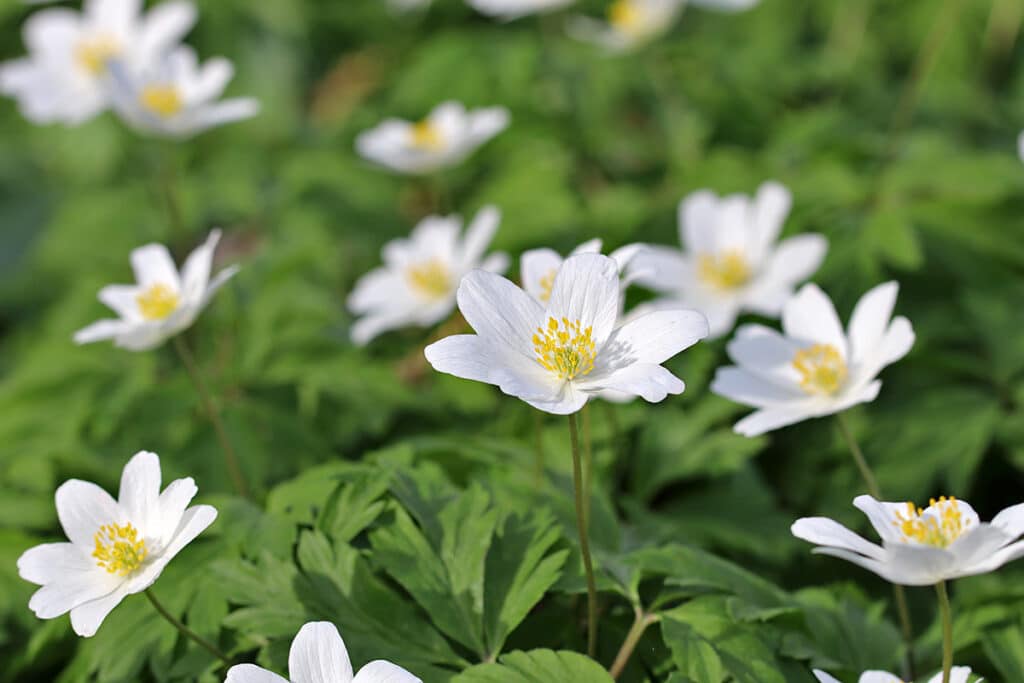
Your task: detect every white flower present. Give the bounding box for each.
[348,206,509,345]
[17,451,217,637]
[74,229,239,351]
[813,668,978,683]
[0,0,196,125]
[711,281,914,437]
[466,0,575,20]
[628,181,827,338]
[793,495,1024,587]
[355,101,509,175]
[568,0,684,52]
[108,45,259,138]
[226,621,421,683]
[519,238,641,305]
[424,253,709,414]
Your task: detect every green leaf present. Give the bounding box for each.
[452,649,614,683]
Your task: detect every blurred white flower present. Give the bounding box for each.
[226,621,421,683]
[17,451,217,637]
[0,0,196,125]
[355,101,509,175]
[793,495,1024,586]
[814,668,978,683]
[74,229,239,351]
[568,0,684,52]
[348,206,509,345]
[425,253,708,414]
[109,45,258,138]
[711,282,913,436]
[467,0,575,20]
[520,238,640,304]
[629,182,826,338]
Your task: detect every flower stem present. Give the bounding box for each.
[533,410,545,488]
[173,335,249,498]
[609,606,659,679]
[157,146,187,243]
[569,411,598,657]
[936,581,953,683]
[835,412,881,499]
[582,402,593,527]
[145,589,231,664]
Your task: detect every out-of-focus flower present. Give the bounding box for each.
[793,495,1024,586]
[348,206,508,345]
[355,101,509,175]
[226,621,421,683]
[425,253,708,414]
[109,46,258,138]
[629,182,826,338]
[711,282,914,436]
[466,0,575,20]
[520,239,640,305]
[0,0,196,125]
[74,229,239,351]
[17,451,217,637]
[568,0,684,52]
[813,668,978,683]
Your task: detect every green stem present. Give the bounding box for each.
[569,412,598,657]
[173,336,250,498]
[582,402,593,527]
[157,147,187,243]
[936,581,953,683]
[145,589,230,664]
[533,410,546,488]
[835,413,881,499]
[609,606,660,679]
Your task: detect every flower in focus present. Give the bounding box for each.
[792,494,1024,586]
[355,101,510,175]
[17,451,217,637]
[711,281,914,436]
[74,229,239,351]
[466,0,575,20]
[226,621,421,683]
[0,0,196,125]
[109,45,259,138]
[425,253,709,414]
[629,181,826,338]
[520,238,640,305]
[568,0,684,52]
[348,206,509,345]
[813,668,978,683]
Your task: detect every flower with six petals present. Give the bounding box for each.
[813,666,978,683]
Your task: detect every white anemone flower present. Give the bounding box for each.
[74,229,239,351]
[355,101,510,175]
[793,494,1024,586]
[711,281,914,437]
[466,0,575,20]
[0,0,196,125]
[813,667,978,683]
[519,238,641,305]
[628,181,827,338]
[348,206,509,345]
[226,621,421,683]
[424,253,709,414]
[17,451,217,637]
[109,45,259,138]
[568,0,684,52]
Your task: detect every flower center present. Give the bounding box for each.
[411,120,443,150]
[608,0,643,31]
[791,344,847,395]
[139,85,184,118]
[93,522,148,576]
[697,250,751,290]
[75,36,120,75]
[406,259,451,299]
[537,269,557,303]
[533,317,597,380]
[136,283,180,320]
[893,497,970,548]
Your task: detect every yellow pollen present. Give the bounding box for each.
[697,250,751,290]
[411,120,443,149]
[791,344,847,395]
[609,0,642,31]
[75,36,120,75]
[407,259,451,299]
[892,496,970,548]
[136,283,180,320]
[533,316,597,380]
[139,85,184,118]
[93,523,148,576]
[538,269,557,303]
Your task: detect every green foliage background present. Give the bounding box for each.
[0,0,1023,681]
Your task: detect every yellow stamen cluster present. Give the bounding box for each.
[407,259,451,299]
[93,523,148,576]
[608,0,642,31]
[75,36,120,75]
[697,250,751,290]
[534,317,596,380]
[893,497,970,548]
[411,120,443,149]
[139,85,184,118]
[136,283,180,320]
[537,269,557,303]
[791,344,847,395]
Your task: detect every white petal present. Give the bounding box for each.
[27,566,121,619]
[97,285,143,320]
[858,673,903,683]
[991,502,1024,538]
[136,0,197,58]
[131,243,181,291]
[73,319,134,345]
[520,248,563,302]
[182,57,233,104]
[124,505,217,594]
[578,362,684,402]
[571,238,603,256]
[157,477,198,544]
[791,517,885,560]
[112,320,178,351]
[812,672,842,683]
[852,317,914,386]
[625,246,690,294]
[733,404,815,436]
[597,308,708,370]
[852,495,906,545]
[351,308,421,346]
[711,367,807,408]
[742,234,827,315]
[781,283,847,356]
[183,98,260,135]
[847,281,898,365]
[457,269,544,359]
[520,380,589,415]
[810,547,908,584]
[424,334,498,386]
[289,622,354,683]
[725,323,803,386]
[466,107,509,144]
[949,525,1012,570]
[546,253,620,346]
[199,264,240,309]
[750,181,791,256]
[679,190,720,254]
[18,542,94,585]
[85,0,139,33]
[954,539,1024,578]
[226,664,290,683]
[69,583,129,637]
[118,451,161,538]
[56,480,123,548]
[352,661,422,683]
[180,229,221,304]
[459,205,501,271]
